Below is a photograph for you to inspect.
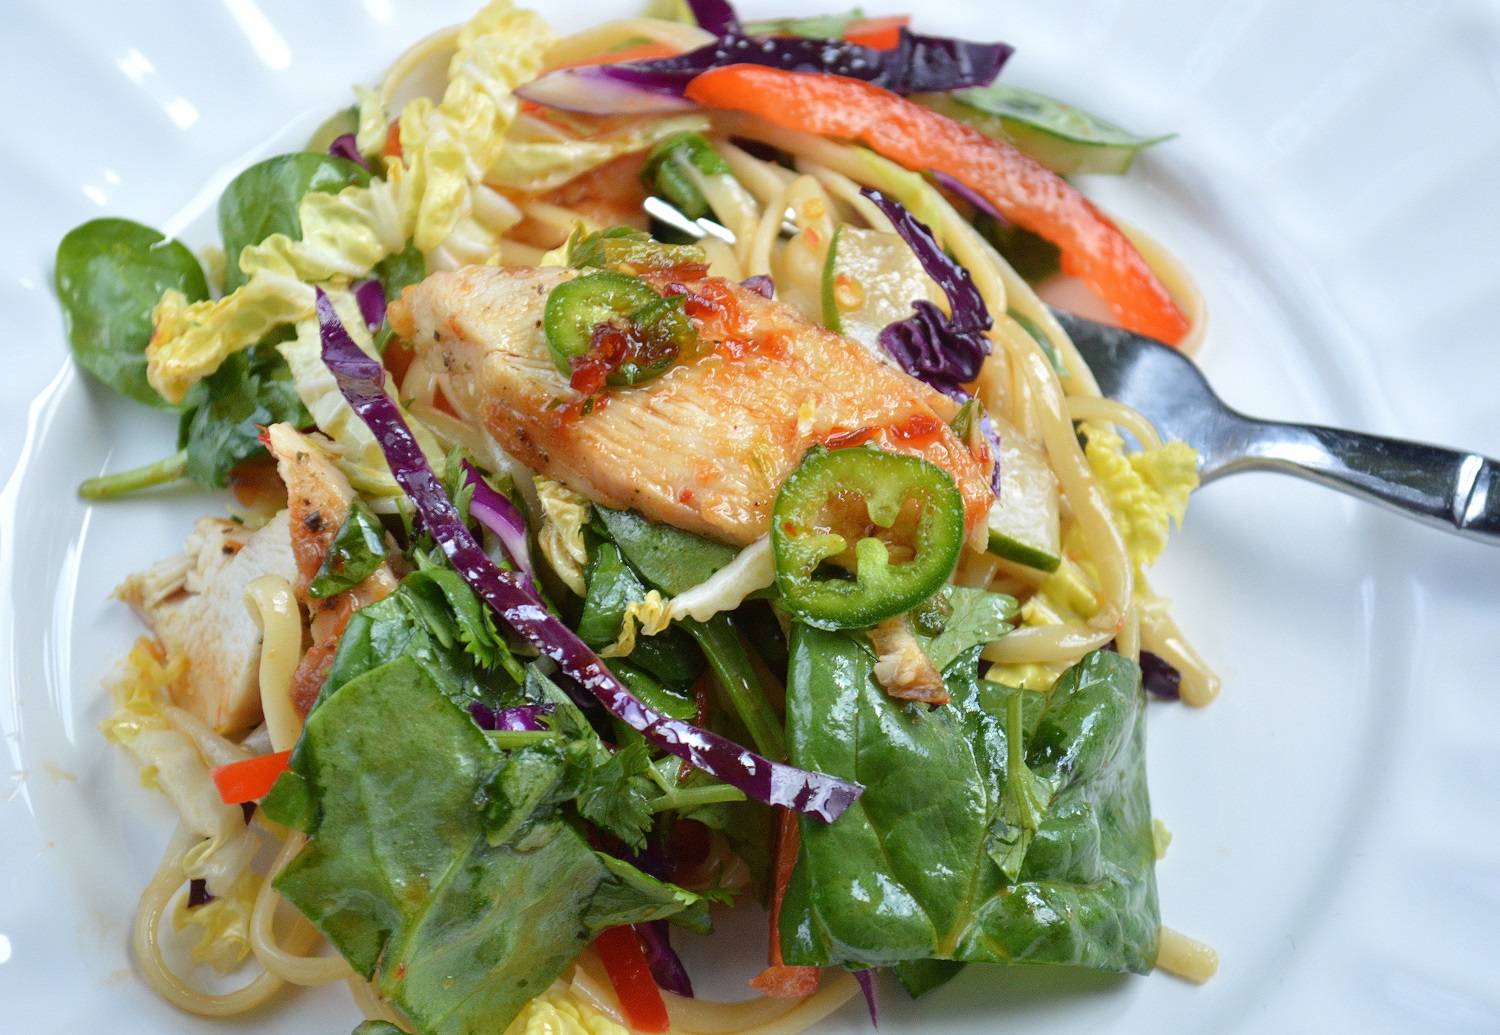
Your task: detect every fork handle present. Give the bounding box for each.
[1215,419,1500,543]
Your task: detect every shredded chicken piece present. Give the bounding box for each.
[116,513,298,734]
[869,615,948,704]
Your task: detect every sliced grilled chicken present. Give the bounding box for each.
[264,423,397,714]
[395,265,995,546]
[117,512,297,735]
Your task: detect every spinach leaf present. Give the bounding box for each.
[54,217,209,410]
[370,244,427,352]
[272,655,699,1035]
[578,538,650,647]
[373,243,427,299]
[595,507,737,595]
[308,499,388,598]
[892,958,965,998]
[177,341,310,487]
[781,632,1158,973]
[219,153,369,291]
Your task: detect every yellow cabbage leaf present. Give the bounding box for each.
[146,273,314,405]
[507,988,626,1035]
[536,476,592,595]
[397,0,555,251]
[1081,423,1199,570]
[488,113,711,193]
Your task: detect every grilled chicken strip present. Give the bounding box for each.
[117,513,297,734]
[395,265,994,545]
[265,423,397,714]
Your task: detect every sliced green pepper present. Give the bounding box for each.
[568,225,705,274]
[771,444,965,630]
[544,270,704,388]
[640,132,732,221]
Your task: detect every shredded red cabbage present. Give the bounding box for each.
[327,133,369,172]
[930,168,1002,223]
[517,27,1010,115]
[469,702,554,731]
[860,188,992,400]
[462,461,539,598]
[316,290,860,822]
[740,274,774,298]
[352,278,386,331]
[686,0,739,37]
[637,920,694,997]
[186,878,214,909]
[854,968,879,1026]
[1140,650,1182,700]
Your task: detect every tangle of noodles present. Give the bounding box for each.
[243,574,303,753]
[134,824,289,1017]
[250,834,356,987]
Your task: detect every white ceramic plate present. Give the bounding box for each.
[4,0,1500,1031]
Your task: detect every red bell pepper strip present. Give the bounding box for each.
[749,809,820,998]
[842,15,910,50]
[683,66,1190,345]
[594,926,671,1033]
[211,750,292,805]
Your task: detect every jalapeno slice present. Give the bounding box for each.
[771,444,966,630]
[543,270,660,375]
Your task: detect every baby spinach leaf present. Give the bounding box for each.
[781,631,1158,974]
[596,506,738,595]
[219,153,369,291]
[892,958,965,999]
[579,538,650,647]
[308,499,388,598]
[272,655,699,1035]
[178,341,310,488]
[54,217,209,410]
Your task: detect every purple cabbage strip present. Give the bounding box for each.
[516,27,1010,116]
[617,839,694,996]
[462,461,539,598]
[469,701,554,731]
[328,133,370,171]
[930,169,1003,223]
[315,289,861,823]
[979,412,1003,496]
[1139,650,1182,700]
[686,0,740,37]
[853,968,879,1027]
[861,188,992,400]
[186,878,214,909]
[740,274,774,298]
[637,920,694,997]
[352,278,387,331]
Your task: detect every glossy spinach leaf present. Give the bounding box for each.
[54,217,209,410]
[270,655,698,1035]
[596,506,738,595]
[892,958,965,998]
[781,632,1158,973]
[219,153,369,291]
[308,499,388,598]
[578,538,650,647]
[177,341,310,487]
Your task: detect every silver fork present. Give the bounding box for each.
[1052,310,1500,544]
[643,194,1500,543]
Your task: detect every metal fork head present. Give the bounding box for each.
[1048,309,1248,481]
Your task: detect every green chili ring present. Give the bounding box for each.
[771,444,966,630]
[543,270,660,375]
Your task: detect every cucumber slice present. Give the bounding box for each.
[985,417,1061,572]
[923,87,1172,177]
[820,225,938,351]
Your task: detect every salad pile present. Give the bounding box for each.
[56,1,1218,1033]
